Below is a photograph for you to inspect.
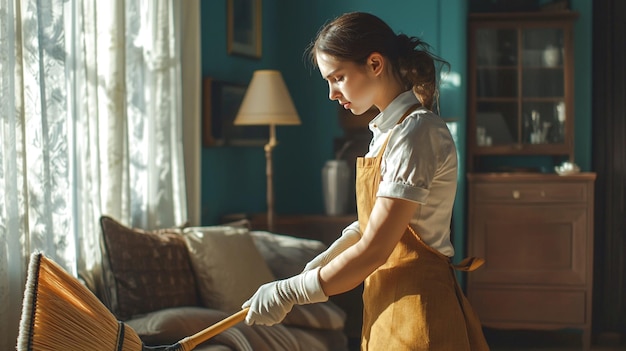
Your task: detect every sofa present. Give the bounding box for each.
[96,216,349,351]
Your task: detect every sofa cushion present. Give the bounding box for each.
[100,216,199,320]
[126,306,304,350]
[126,306,233,345]
[183,226,275,313]
[249,230,327,279]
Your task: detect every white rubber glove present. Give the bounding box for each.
[303,228,361,272]
[242,267,328,326]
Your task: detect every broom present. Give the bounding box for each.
[17,252,249,351]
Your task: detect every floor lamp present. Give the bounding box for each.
[234,70,301,231]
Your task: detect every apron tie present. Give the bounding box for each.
[453,256,485,272]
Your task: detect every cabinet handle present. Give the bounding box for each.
[540,190,546,197]
[512,190,520,199]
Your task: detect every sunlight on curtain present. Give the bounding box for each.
[0,1,190,348]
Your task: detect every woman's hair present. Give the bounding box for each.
[307,12,449,110]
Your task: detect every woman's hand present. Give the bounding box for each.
[242,267,328,326]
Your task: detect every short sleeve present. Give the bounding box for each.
[377,112,454,204]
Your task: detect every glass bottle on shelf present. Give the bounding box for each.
[554,101,566,143]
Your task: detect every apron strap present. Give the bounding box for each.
[406,224,485,272]
[453,256,485,272]
[371,103,423,194]
[374,103,422,160]
[397,103,422,125]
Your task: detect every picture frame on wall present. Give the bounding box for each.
[227,0,262,59]
[203,77,268,147]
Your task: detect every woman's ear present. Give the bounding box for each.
[367,52,385,76]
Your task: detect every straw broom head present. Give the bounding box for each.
[17,252,245,351]
[17,252,145,351]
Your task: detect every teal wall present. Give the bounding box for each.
[200,0,282,223]
[571,0,592,171]
[200,1,593,264]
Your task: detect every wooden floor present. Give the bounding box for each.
[347,329,626,351]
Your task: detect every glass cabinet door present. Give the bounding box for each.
[467,12,577,172]
[472,25,569,149]
[521,28,566,145]
[475,28,519,147]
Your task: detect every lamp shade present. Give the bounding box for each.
[234,70,301,126]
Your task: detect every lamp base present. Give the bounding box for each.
[264,124,277,232]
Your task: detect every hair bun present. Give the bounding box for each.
[395,34,414,54]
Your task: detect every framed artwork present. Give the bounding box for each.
[227,0,262,59]
[203,77,268,147]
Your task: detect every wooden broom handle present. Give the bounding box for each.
[179,308,249,350]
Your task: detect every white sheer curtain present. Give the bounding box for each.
[0,1,199,349]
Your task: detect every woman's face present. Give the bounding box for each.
[316,52,378,116]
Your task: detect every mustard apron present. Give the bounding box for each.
[357,106,489,351]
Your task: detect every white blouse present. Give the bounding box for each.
[345,90,457,257]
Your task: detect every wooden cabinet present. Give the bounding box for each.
[466,13,597,349]
[467,173,595,350]
[467,12,579,172]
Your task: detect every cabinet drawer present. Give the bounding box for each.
[473,183,587,203]
[470,288,587,325]
[470,204,589,285]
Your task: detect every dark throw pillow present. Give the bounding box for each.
[100,215,199,320]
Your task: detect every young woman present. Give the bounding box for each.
[243,12,489,350]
